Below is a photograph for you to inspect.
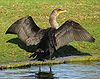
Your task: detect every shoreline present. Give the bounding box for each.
[0,56,100,70]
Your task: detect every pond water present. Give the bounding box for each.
[0,62,100,79]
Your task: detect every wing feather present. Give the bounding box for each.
[6,16,43,46]
[55,20,95,49]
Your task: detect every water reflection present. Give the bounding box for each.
[0,62,100,79]
[23,66,57,79]
[35,66,55,79]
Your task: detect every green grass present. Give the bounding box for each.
[0,0,100,63]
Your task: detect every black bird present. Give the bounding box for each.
[6,8,95,60]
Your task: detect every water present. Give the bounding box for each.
[0,62,100,79]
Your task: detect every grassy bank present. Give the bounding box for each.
[0,56,100,70]
[0,0,100,64]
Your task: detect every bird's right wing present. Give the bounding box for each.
[6,16,42,46]
[55,20,95,49]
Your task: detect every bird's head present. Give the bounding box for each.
[51,8,66,16]
[49,8,66,28]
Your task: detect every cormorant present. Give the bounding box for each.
[6,8,95,60]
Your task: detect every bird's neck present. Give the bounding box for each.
[49,14,59,29]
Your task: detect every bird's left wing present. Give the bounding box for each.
[55,20,95,49]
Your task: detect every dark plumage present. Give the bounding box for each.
[6,8,95,60]
[55,20,95,49]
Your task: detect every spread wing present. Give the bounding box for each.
[55,20,95,49]
[6,16,43,46]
